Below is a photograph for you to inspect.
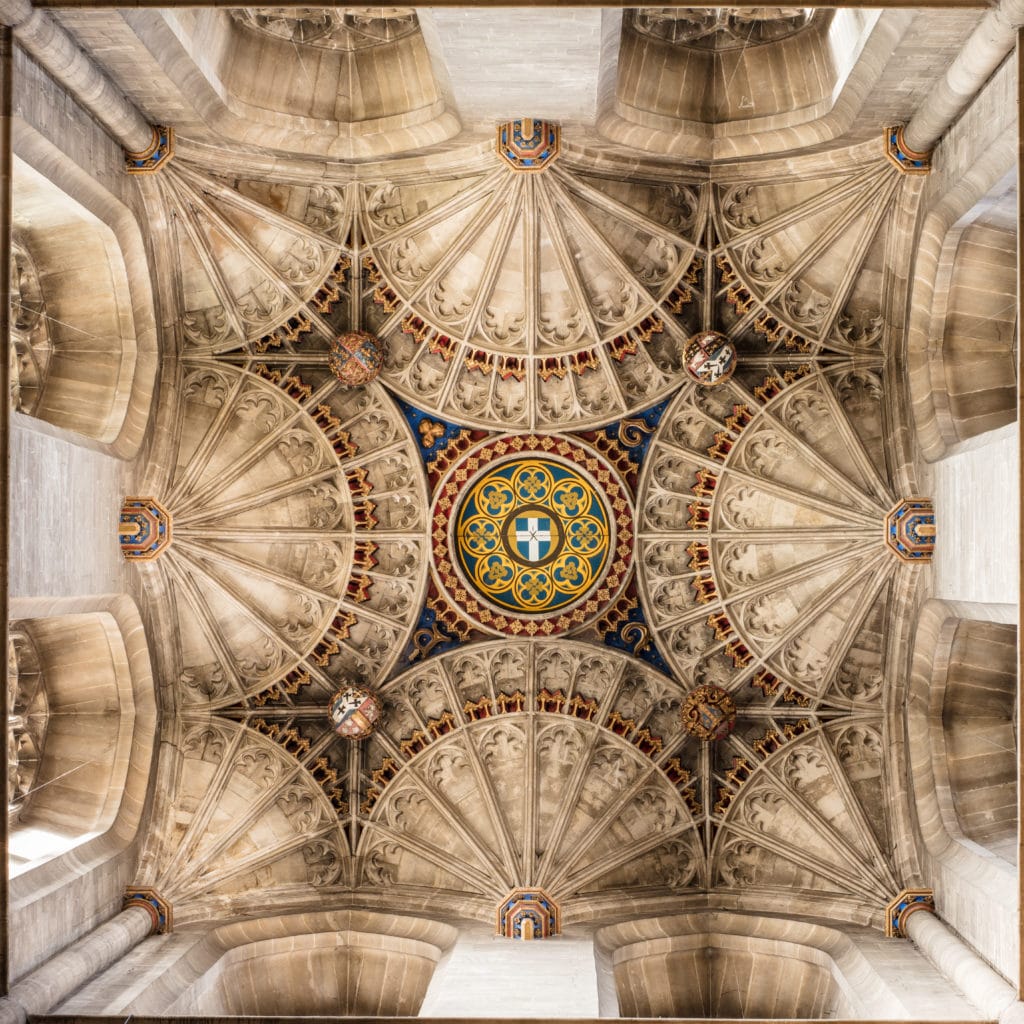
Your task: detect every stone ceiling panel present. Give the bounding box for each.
[363,153,706,430]
[141,360,430,708]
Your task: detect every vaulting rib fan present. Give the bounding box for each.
[119,118,919,940]
[157,163,353,357]
[354,638,897,916]
[358,642,706,897]
[711,156,902,360]
[638,363,894,708]
[135,716,351,915]
[360,158,708,429]
[634,357,899,896]
[136,361,429,708]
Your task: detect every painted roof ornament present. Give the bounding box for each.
[681,684,737,741]
[885,498,935,561]
[329,684,383,739]
[684,330,736,387]
[432,434,633,636]
[124,125,175,175]
[497,888,561,939]
[497,118,560,172]
[885,125,931,175]
[119,497,172,561]
[329,329,383,386]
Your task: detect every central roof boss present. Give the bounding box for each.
[432,435,634,635]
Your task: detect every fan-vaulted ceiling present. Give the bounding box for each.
[10,7,1018,1015]
[126,103,925,933]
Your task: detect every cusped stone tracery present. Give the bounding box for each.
[135,718,349,918]
[229,7,418,48]
[140,361,429,708]
[629,7,816,49]
[710,155,907,361]
[8,238,50,416]
[349,640,897,918]
[636,362,898,714]
[361,160,709,429]
[358,641,703,901]
[7,629,45,818]
[158,163,351,357]
[130,136,930,932]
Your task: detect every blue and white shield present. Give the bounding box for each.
[515,516,552,562]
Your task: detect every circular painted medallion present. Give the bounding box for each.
[684,330,736,387]
[681,684,737,741]
[432,435,634,635]
[328,684,383,739]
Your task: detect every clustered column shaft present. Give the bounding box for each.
[904,0,1024,153]
[904,908,1024,1024]
[0,0,152,152]
[7,904,153,1013]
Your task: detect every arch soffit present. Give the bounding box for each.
[107,909,457,1015]
[907,599,1017,872]
[9,132,158,458]
[906,72,1017,462]
[595,909,912,1019]
[597,9,894,162]
[118,9,460,161]
[8,595,157,895]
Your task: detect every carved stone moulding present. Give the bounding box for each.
[124,887,173,934]
[329,329,384,386]
[885,888,934,938]
[329,684,383,739]
[119,497,172,561]
[681,683,736,741]
[683,330,736,387]
[631,7,814,49]
[885,498,935,562]
[125,125,175,175]
[230,8,418,48]
[884,126,931,175]
[431,433,634,636]
[496,118,560,173]
[497,887,561,940]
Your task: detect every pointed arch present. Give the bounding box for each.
[58,910,457,1016]
[7,595,156,983]
[597,910,983,1019]
[10,132,158,457]
[906,599,1018,985]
